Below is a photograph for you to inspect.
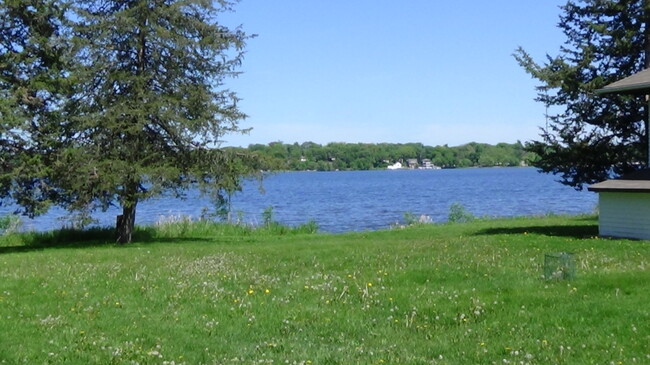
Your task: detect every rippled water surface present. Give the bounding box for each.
[4,167,598,233]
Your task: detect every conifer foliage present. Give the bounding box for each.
[0,0,253,243]
[516,0,650,189]
[0,0,70,216]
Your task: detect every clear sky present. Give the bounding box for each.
[219,0,568,148]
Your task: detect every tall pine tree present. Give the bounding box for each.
[66,0,251,242]
[516,0,650,189]
[0,0,254,243]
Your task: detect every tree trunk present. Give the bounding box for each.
[116,203,137,244]
[114,9,146,244]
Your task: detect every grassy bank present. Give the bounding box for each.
[1,216,648,364]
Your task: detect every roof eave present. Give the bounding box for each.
[595,84,650,95]
[588,186,650,193]
[595,68,650,95]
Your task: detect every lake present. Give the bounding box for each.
[4,167,598,233]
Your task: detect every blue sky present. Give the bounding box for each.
[220,0,567,147]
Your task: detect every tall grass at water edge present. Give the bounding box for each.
[0,213,319,249]
[0,215,648,364]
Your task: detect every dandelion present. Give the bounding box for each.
[367,282,373,287]
[265,289,270,294]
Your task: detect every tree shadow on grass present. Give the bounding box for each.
[0,226,212,255]
[475,224,599,240]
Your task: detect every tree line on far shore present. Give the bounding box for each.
[227,141,537,171]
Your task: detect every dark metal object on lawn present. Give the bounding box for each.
[544,252,576,281]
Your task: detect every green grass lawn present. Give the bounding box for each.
[0,216,648,364]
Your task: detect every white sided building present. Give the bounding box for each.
[588,169,650,240]
[591,68,650,240]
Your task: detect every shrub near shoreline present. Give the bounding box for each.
[0,215,648,364]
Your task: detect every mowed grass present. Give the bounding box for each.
[0,216,648,364]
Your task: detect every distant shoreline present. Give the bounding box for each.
[262,165,534,174]
[228,141,536,172]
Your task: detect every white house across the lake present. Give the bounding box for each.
[386,161,402,170]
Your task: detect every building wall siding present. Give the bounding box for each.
[599,192,650,240]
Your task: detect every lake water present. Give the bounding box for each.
[4,167,598,233]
